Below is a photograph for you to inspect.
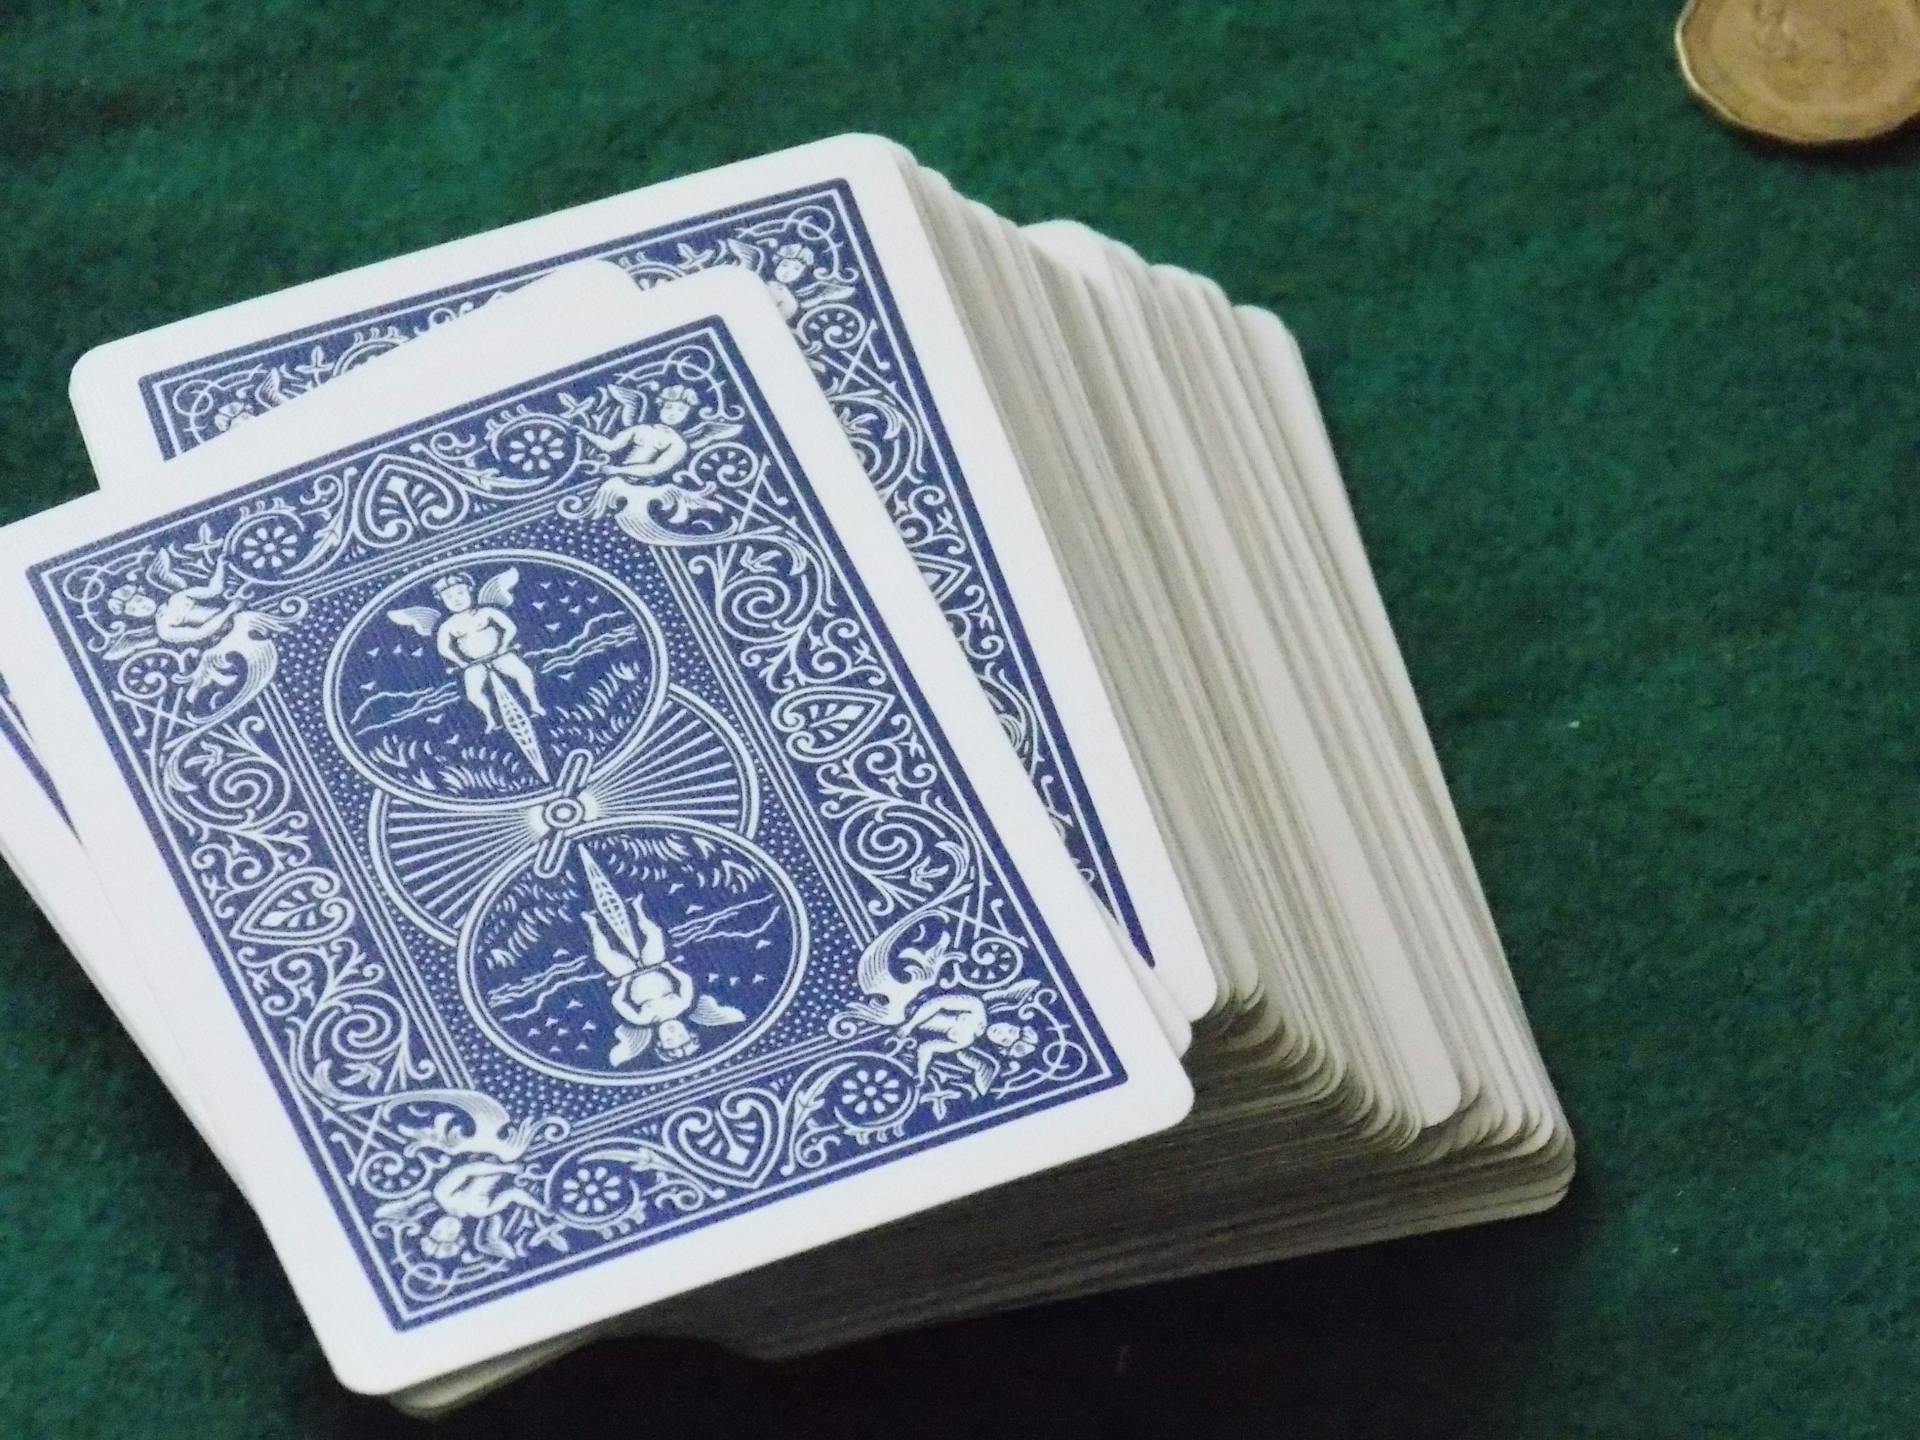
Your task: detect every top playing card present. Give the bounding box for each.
[70,136,1213,1019]
[14,267,1186,1387]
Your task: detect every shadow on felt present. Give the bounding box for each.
[359,1185,1590,1440]
[3,853,1589,1440]
[1718,117,1920,173]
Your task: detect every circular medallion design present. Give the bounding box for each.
[459,818,805,1084]
[324,551,666,806]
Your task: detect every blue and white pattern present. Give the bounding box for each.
[0,675,65,820]
[127,183,1151,963]
[33,318,1124,1326]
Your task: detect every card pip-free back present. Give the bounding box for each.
[7,266,1188,1389]
[66,135,1215,1021]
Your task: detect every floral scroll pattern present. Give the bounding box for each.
[136,183,1145,963]
[42,320,1117,1323]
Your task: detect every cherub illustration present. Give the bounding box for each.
[842,852,1040,1096]
[574,382,742,538]
[104,550,286,704]
[722,238,856,323]
[581,880,746,1065]
[386,568,545,734]
[847,933,1039,1095]
[372,1088,551,1263]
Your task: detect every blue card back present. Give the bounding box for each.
[30,311,1130,1327]
[0,676,63,820]
[118,180,1155,969]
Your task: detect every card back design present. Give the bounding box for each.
[35,318,1124,1326]
[124,183,1151,962]
[0,676,64,819]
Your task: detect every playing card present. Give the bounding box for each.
[3,261,1189,1391]
[67,133,1216,1023]
[0,677,236,1153]
[11,133,1574,1408]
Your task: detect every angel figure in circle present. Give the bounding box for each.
[845,927,1042,1097]
[372,1088,552,1264]
[575,382,744,539]
[723,238,856,323]
[387,568,545,735]
[580,877,746,1065]
[105,549,286,704]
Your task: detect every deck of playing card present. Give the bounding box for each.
[3,134,1570,1409]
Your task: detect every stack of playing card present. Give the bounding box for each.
[0,135,1570,1409]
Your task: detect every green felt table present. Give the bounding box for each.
[2,2,1915,1434]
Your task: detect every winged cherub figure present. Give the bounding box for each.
[581,882,746,1065]
[840,846,1041,1097]
[386,568,545,733]
[371,1088,551,1263]
[722,238,856,323]
[575,383,742,538]
[847,932,1039,1094]
[105,549,286,705]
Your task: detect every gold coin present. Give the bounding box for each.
[1676,0,1920,145]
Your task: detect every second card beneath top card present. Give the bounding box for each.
[67,133,1217,1023]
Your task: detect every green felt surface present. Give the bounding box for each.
[2,1,1915,1434]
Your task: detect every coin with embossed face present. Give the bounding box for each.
[1677,0,1920,145]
